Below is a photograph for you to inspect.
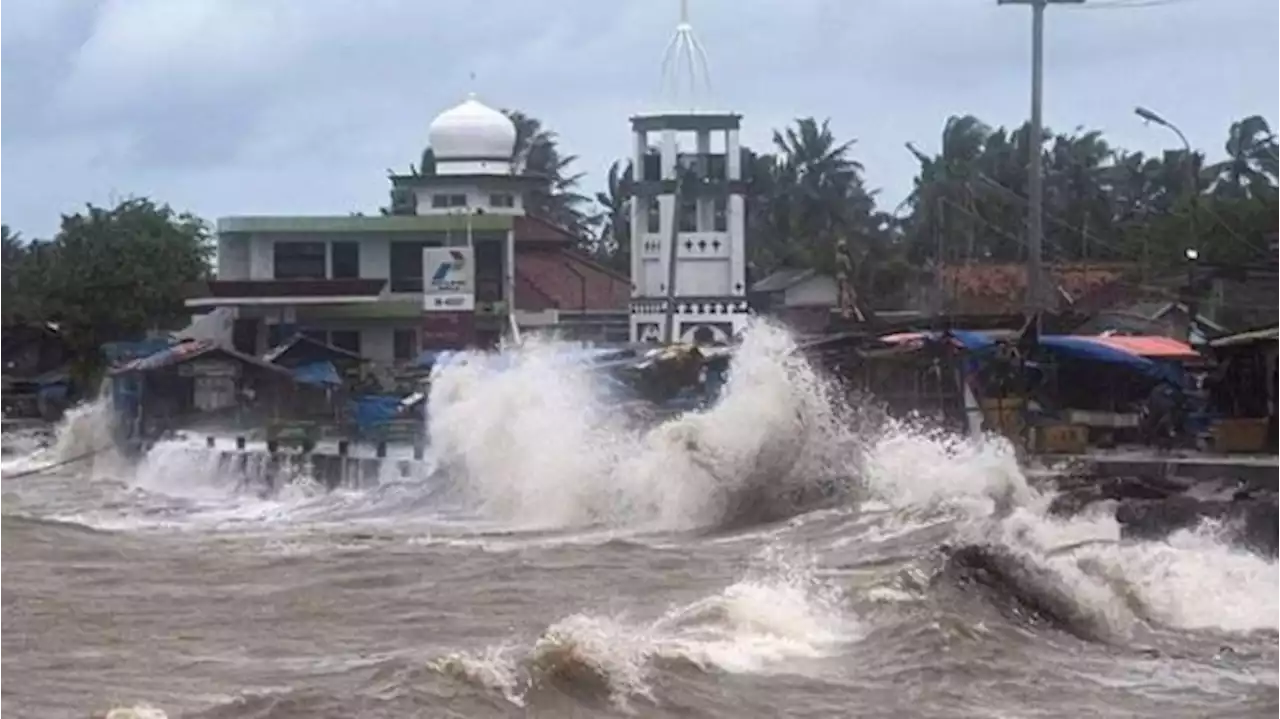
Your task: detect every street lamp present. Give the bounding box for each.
[1136,106,1200,337]
[1134,106,1194,193]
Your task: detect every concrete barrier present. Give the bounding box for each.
[182,436,429,494]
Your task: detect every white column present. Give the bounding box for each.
[661,129,676,180]
[633,128,647,169]
[630,129,647,297]
[505,228,517,316]
[727,129,741,181]
[660,129,678,299]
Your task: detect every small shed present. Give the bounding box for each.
[1207,326,1278,421]
[1,322,76,419]
[111,339,295,437]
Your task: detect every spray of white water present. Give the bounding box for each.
[426,320,858,531]
[50,385,116,462]
[860,423,1279,636]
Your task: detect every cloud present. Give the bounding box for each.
[2,0,1276,238]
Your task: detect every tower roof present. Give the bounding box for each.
[427,94,517,170]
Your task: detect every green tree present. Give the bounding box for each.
[8,198,213,362]
[2,224,26,318]
[593,159,633,273]
[899,113,1277,275]
[505,109,594,243]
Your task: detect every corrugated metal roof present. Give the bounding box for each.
[751,268,816,293]
[112,340,289,376]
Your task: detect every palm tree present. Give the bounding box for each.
[593,159,634,272]
[1209,115,1278,200]
[768,117,872,272]
[504,110,593,241]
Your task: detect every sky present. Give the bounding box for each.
[2,0,1278,239]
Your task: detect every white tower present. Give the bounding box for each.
[628,0,748,345]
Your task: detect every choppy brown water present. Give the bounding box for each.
[3,331,1278,718]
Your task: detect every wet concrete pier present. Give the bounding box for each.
[189,434,430,491]
[1036,449,1278,490]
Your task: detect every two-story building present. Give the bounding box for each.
[185,94,630,366]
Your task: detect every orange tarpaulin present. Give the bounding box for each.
[1079,335,1199,360]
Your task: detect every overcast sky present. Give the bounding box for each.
[3,0,1277,238]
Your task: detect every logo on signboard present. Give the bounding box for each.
[430,250,468,288]
[423,247,476,312]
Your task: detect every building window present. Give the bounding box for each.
[331,241,360,279]
[489,193,515,209]
[273,241,326,280]
[474,238,504,302]
[329,330,361,355]
[393,329,418,361]
[713,196,728,232]
[678,198,698,232]
[389,240,437,292]
[646,198,661,234]
[301,329,328,345]
[431,194,468,209]
[642,151,662,182]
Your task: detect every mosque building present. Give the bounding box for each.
[185,0,743,361]
[185,94,631,365]
[626,0,749,345]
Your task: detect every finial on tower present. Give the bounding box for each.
[659,0,712,110]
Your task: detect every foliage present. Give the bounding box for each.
[593,159,634,273]
[587,112,1275,310]
[504,110,595,243]
[897,114,1278,273]
[2,198,213,359]
[2,224,31,316]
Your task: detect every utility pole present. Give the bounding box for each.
[663,170,686,344]
[1135,106,1199,340]
[999,0,1083,327]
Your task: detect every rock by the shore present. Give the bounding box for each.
[1046,473,1278,557]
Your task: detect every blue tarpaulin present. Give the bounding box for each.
[412,349,451,369]
[348,395,402,434]
[292,361,341,386]
[947,330,998,351]
[1037,335,1160,375]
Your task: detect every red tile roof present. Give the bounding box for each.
[514,248,630,312]
[513,215,578,244]
[941,263,1135,315]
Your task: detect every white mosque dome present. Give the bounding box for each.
[427,94,517,168]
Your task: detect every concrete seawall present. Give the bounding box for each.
[182,434,430,492]
[1035,450,1278,490]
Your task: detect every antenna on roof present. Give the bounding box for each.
[659,0,713,110]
